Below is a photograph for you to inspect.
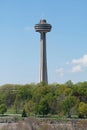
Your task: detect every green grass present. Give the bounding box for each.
[6,107,22,115]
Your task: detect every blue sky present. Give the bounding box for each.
[0,0,87,85]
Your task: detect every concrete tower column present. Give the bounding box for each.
[34,19,52,84]
[40,32,48,83]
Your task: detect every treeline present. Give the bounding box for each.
[0,80,87,118]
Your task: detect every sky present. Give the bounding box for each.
[0,0,87,85]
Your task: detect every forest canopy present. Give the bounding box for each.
[0,81,87,118]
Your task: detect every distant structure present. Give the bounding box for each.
[34,19,52,84]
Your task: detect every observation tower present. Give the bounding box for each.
[34,19,52,84]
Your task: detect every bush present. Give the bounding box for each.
[0,104,7,115]
[22,109,27,117]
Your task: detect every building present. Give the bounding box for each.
[34,19,52,84]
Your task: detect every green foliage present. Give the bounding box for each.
[35,98,50,116]
[0,81,87,118]
[14,94,22,113]
[62,96,76,118]
[65,80,73,87]
[22,109,27,117]
[0,104,7,115]
[78,102,87,118]
[0,84,21,112]
[24,100,35,115]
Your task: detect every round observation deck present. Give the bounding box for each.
[34,19,52,33]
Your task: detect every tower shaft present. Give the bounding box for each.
[40,32,48,84]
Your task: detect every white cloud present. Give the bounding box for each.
[71,65,82,73]
[65,54,87,73]
[72,54,87,66]
[56,68,64,77]
[56,54,87,75]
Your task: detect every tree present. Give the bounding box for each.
[65,80,73,87]
[22,109,27,117]
[0,104,7,115]
[45,93,57,114]
[14,94,21,113]
[35,98,50,116]
[0,84,16,108]
[62,96,76,118]
[32,85,51,103]
[24,100,35,115]
[72,84,87,102]
[78,102,87,118]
